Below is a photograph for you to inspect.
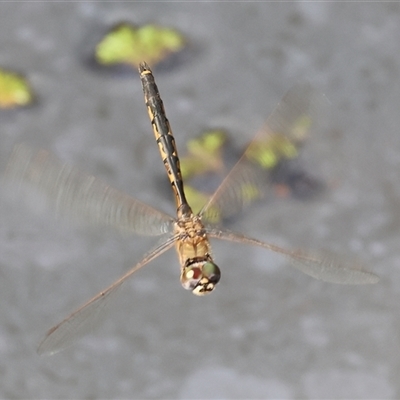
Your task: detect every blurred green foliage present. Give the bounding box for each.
[0,68,34,109]
[95,23,186,68]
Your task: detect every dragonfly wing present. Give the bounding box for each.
[200,83,325,223]
[207,227,379,285]
[37,234,177,355]
[4,144,174,236]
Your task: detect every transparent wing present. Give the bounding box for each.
[4,143,174,236]
[37,234,177,355]
[200,83,324,223]
[206,227,379,285]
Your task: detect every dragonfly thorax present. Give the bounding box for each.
[180,257,221,295]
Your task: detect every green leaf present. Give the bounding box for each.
[95,23,186,68]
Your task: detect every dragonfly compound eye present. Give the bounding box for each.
[180,260,221,296]
[202,261,221,285]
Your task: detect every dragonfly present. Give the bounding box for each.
[5,62,379,355]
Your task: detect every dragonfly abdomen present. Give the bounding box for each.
[139,62,189,213]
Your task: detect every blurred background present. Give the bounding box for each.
[0,2,399,398]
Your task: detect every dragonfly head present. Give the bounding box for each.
[181,257,221,296]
